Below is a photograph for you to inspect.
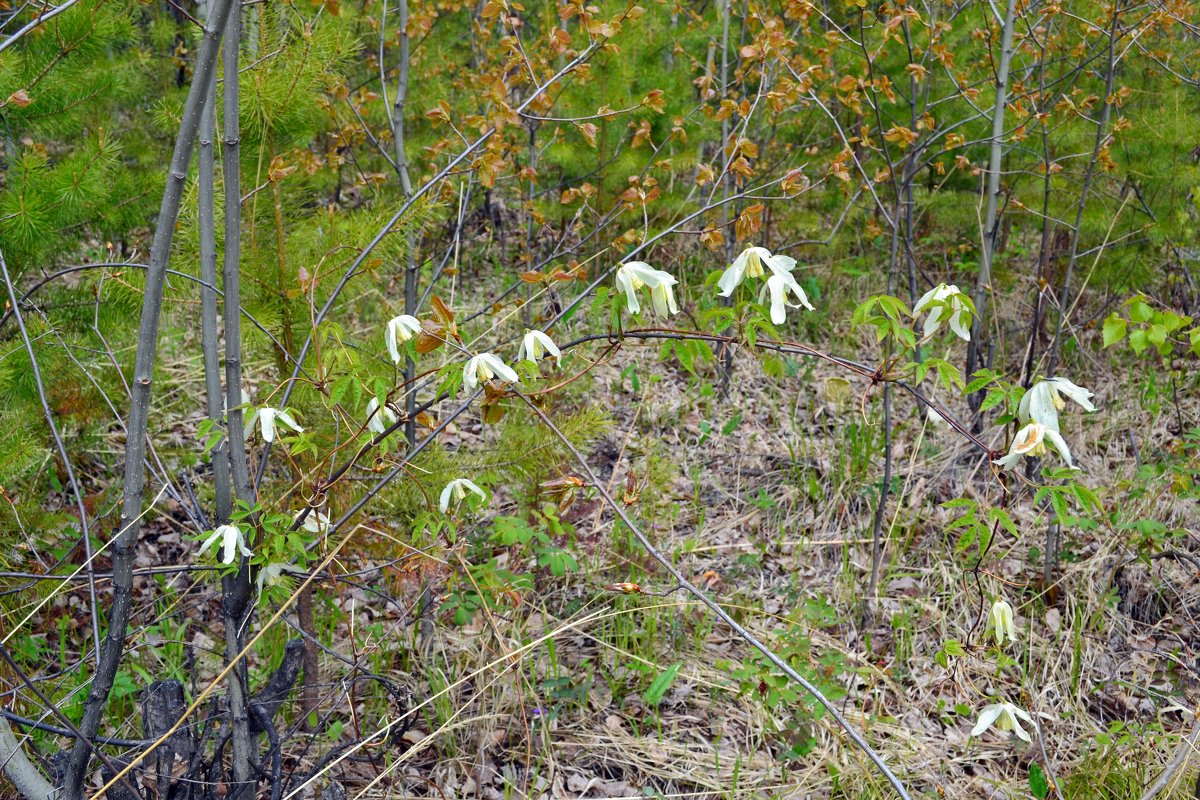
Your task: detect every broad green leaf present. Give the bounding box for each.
[644,663,682,705]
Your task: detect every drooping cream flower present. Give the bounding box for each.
[1019,377,1095,432]
[762,271,815,325]
[463,352,520,392]
[615,262,679,317]
[913,283,972,341]
[971,702,1036,742]
[199,524,252,565]
[366,397,398,435]
[717,245,797,296]
[990,599,1017,647]
[518,329,561,362]
[993,422,1077,471]
[298,509,330,534]
[386,314,423,364]
[244,407,303,443]
[439,478,487,514]
[255,562,294,597]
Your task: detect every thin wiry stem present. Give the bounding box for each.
[967,0,1019,415]
[0,245,101,658]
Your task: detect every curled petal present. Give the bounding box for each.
[971,705,1004,737]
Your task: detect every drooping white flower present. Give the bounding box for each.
[366,397,398,435]
[255,562,294,597]
[386,314,422,364]
[439,478,487,514]
[913,283,972,341]
[518,329,561,362]
[761,271,815,325]
[297,508,330,534]
[993,422,1077,471]
[199,524,252,565]
[717,245,797,296]
[990,599,1017,647]
[1019,377,1095,432]
[225,389,253,417]
[243,406,303,443]
[463,352,520,392]
[615,262,679,317]
[971,702,1036,742]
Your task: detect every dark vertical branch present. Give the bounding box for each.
[967,0,1018,415]
[392,0,418,447]
[868,200,901,611]
[718,0,735,384]
[202,13,256,794]
[1048,7,1119,375]
[1043,7,1120,588]
[222,2,252,505]
[1020,17,1057,389]
[63,3,236,797]
[199,55,233,527]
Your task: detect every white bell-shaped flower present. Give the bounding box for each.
[297,509,330,534]
[971,702,1036,742]
[243,406,303,443]
[255,562,294,597]
[761,271,814,325]
[615,262,679,317]
[913,283,971,341]
[366,397,398,435]
[990,599,1017,647]
[717,245,797,296]
[439,477,487,514]
[463,352,520,392]
[993,422,1077,471]
[1019,377,1095,432]
[199,524,252,565]
[518,329,561,362]
[386,314,422,364]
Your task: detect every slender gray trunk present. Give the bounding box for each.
[1044,9,1119,587]
[223,5,252,505]
[718,0,735,383]
[0,718,55,800]
[966,0,1018,409]
[201,13,257,793]
[392,0,417,445]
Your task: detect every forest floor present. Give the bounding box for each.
[14,278,1200,800]
[294,308,1200,800]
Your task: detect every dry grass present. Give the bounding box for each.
[6,276,1198,800]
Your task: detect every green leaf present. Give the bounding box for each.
[980,389,1007,413]
[722,412,743,435]
[1029,762,1050,799]
[1129,329,1149,355]
[942,639,966,657]
[989,507,1018,538]
[964,375,992,394]
[1128,298,1153,323]
[644,663,682,706]
[1101,314,1126,347]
